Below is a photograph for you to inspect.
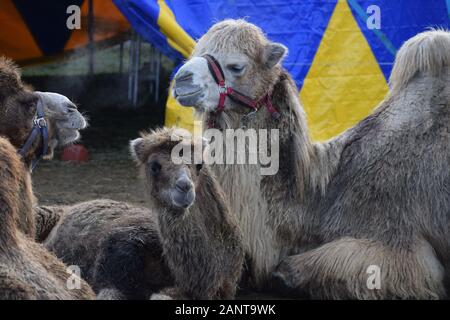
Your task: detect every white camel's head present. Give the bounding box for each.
[36,91,88,148]
[0,56,88,163]
[172,19,287,114]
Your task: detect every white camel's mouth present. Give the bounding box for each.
[56,129,81,147]
[55,112,87,146]
[174,88,202,98]
[57,113,88,130]
[173,88,205,107]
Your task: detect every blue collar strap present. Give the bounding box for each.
[17,98,48,172]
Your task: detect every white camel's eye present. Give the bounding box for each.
[227,64,245,74]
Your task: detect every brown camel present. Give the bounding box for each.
[0,137,94,299]
[45,128,244,300]
[172,20,450,299]
[0,56,87,239]
[44,199,171,300]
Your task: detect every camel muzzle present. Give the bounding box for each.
[173,70,205,106]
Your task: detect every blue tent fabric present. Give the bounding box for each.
[114,0,184,61]
[163,0,337,89]
[348,0,450,80]
[113,0,450,140]
[13,0,85,55]
[113,0,450,88]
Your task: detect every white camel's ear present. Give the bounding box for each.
[263,42,288,68]
[130,138,145,163]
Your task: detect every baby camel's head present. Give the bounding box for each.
[130,127,205,211]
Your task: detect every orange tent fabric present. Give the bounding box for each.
[0,0,130,64]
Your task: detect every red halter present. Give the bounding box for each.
[203,54,280,128]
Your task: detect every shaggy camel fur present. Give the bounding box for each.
[0,137,94,299]
[0,56,87,239]
[44,200,171,300]
[45,128,244,299]
[173,20,450,299]
[34,206,66,243]
[131,128,244,299]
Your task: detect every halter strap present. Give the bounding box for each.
[203,54,280,128]
[18,98,48,172]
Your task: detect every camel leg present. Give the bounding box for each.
[218,279,237,300]
[97,288,125,300]
[150,287,183,300]
[92,229,172,300]
[272,237,446,299]
[0,268,36,300]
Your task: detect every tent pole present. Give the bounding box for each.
[128,33,135,101]
[119,42,124,74]
[133,35,141,107]
[88,0,95,74]
[155,51,160,103]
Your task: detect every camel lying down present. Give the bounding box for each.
[173,20,450,299]
[0,56,88,240]
[45,128,244,299]
[0,137,94,299]
[272,29,450,299]
[15,22,450,299]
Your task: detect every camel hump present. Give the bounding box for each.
[0,56,23,101]
[0,137,29,239]
[0,137,23,194]
[390,29,450,92]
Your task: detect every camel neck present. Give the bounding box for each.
[210,71,321,198]
[0,190,20,248]
[0,139,32,246]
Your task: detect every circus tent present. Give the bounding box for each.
[113,0,450,140]
[0,0,130,63]
[1,0,449,140]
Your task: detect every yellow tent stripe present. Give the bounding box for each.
[158,0,197,131]
[165,83,197,132]
[157,0,195,58]
[300,0,388,141]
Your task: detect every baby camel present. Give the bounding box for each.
[45,128,244,299]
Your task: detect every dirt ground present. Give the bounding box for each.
[33,106,162,206]
[33,149,145,206]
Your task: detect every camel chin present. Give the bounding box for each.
[41,130,79,161]
[42,138,58,160]
[55,110,88,131]
[55,129,81,147]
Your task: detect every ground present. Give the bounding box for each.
[34,106,162,206]
[34,149,144,206]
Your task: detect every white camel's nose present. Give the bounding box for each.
[172,57,211,107]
